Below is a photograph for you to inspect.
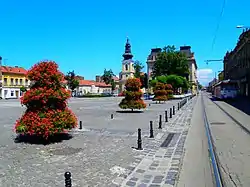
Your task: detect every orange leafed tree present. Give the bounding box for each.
[153,82,168,103]
[119,78,146,111]
[14,61,78,139]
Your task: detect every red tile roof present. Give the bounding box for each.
[112,76,119,81]
[79,80,111,87]
[1,66,27,75]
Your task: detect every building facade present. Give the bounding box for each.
[0,66,30,99]
[223,29,250,97]
[0,57,2,98]
[119,38,135,91]
[76,79,112,95]
[146,48,162,80]
[180,46,198,94]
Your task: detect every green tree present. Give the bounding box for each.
[134,61,144,78]
[165,75,183,93]
[198,82,203,90]
[111,79,116,93]
[152,45,189,78]
[65,71,79,93]
[102,69,114,84]
[20,86,27,93]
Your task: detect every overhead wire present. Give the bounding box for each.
[211,0,227,54]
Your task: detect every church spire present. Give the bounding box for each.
[123,37,133,60]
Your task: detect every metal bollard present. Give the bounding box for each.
[149,121,154,138]
[137,128,143,150]
[178,103,180,110]
[64,172,72,187]
[159,115,162,129]
[149,103,151,106]
[165,110,168,122]
[111,114,113,119]
[173,106,175,115]
[79,121,82,130]
[170,108,172,118]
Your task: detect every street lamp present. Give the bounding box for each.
[236,25,250,29]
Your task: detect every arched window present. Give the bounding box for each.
[125,64,128,71]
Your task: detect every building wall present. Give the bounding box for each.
[1,73,29,99]
[76,85,112,95]
[223,29,250,96]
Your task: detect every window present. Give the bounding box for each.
[10,78,14,85]
[126,74,128,78]
[4,78,7,85]
[15,79,18,85]
[25,79,28,85]
[20,79,23,85]
[125,64,128,71]
[11,91,14,96]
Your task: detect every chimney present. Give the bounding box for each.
[180,46,191,56]
[96,75,102,82]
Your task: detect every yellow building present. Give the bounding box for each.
[0,66,29,99]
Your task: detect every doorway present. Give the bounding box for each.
[15,90,19,98]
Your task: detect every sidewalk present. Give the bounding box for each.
[111,97,197,186]
[176,95,214,187]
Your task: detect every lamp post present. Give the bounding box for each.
[236,25,250,29]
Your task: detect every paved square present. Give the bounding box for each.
[0,97,192,187]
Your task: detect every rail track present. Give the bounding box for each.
[201,93,224,187]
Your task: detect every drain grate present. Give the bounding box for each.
[160,133,175,147]
[210,122,226,125]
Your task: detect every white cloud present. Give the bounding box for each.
[197,68,213,85]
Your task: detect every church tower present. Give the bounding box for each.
[119,38,135,91]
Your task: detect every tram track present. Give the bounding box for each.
[207,95,250,136]
[201,93,224,187]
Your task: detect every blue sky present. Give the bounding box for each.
[0,0,249,85]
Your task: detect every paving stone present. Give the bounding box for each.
[136,169,145,173]
[138,184,147,187]
[126,180,137,186]
[144,175,153,179]
[141,179,150,183]
[149,184,161,187]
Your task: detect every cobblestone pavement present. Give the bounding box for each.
[113,98,196,187]
[0,97,191,187]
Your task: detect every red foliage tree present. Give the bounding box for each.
[14,61,78,139]
[153,82,168,103]
[119,78,146,111]
[165,84,174,98]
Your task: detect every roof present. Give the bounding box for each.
[112,76,119,81]
[1,66,27,75]
[79,80,111,87]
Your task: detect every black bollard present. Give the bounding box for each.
[159,115,162,129]
[149,103,151,107]
[111,114,114,119]
[170,108,172,118]
[173,105,175,115]
[149,121,154,138]
[178,103,180,110]
[64,172,72,187]
[165,110,168,122]
[79,121,82,130]
[137,128,143,150]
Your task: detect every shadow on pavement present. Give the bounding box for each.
[14,133,73,145]
[225,97,250,116]
[116,110,144,113]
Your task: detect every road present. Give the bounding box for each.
[203,93,250,187]
[0,97,191,187]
